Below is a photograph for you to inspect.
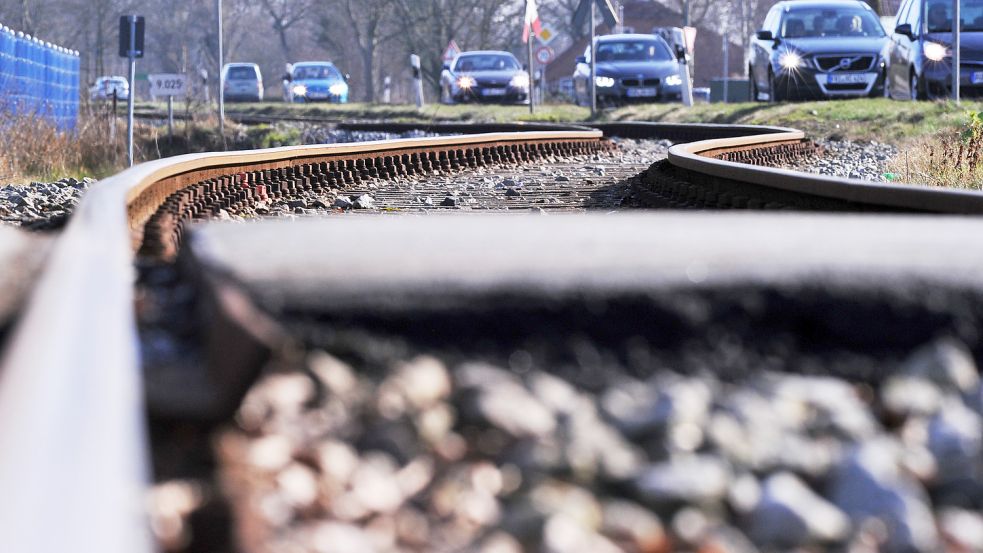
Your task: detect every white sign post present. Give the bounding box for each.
[410,54,425,108]
[149,74,188,141]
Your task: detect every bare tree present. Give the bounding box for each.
[260,0,313,64]
[317,0,400,102]
[390,0,522,90]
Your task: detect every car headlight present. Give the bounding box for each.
[778,52,803,70]
[291,84,307,96]
[924,41,949,61]
[329,83,348,95]
[595,76,616,87]
[664,74,682,86]
[509,74,529,88]
[457,75,476,89]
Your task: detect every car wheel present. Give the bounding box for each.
[749,65,760,101]
[910,70,926,101]
[769,70,785,102]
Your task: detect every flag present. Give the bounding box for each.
[522,0,542,43]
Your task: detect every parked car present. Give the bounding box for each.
[283,61,349,103]
[222,63,263,102]
[572,33,684,106]
[749,0,888,101]
[440,51,530,104]
[89,76,128,101]
[886,0,983,99]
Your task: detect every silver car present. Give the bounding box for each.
[222,63,263,102]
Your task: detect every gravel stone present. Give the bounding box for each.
[828,439,939,552]
[781,139,898,182]
[633,455,732,506]
[0,177,95,230]
[748,472,850,547]
[191,308,982,553]
[353,194,376,209]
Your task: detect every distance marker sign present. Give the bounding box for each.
[148,74,188,98]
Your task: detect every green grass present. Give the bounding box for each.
[130,98,983,146]
[132,100,591,124]
[611,98,983,145]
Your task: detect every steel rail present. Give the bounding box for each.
[2,118,982,552]
[0,128,600,553]
[667,128,983,214]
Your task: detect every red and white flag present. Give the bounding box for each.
[522,0,543,43]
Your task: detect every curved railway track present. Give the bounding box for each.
[0,119,980,552]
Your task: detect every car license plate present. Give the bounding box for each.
[482,89,506,96]
[972,72,983,84]
[308,92,327,99]
[626,87,658,97]
[827,73,869,84]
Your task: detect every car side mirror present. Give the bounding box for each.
[442,63,450,71]
[675,45,686,60]
[575,55,587,64]
[344,73,351,81]
[894,23,914,38]
[523,63,528,70]
[756,30,774,41]
[283,73,292,82]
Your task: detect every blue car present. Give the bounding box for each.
[284,61,349,103]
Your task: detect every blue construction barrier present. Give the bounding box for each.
[0,23,78,131]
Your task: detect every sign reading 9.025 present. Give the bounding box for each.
[148,74,188,98]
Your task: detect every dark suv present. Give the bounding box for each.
[749,0,888,101]
[887,0,983,99]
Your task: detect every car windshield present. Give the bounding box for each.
[227,66,257,80]
[454,54,520,72]
[293,65,341,80]
[781,7,885,37]
[594,40,673,62]
[925,0,983,32]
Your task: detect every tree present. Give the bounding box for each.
[260,0,313,65]
[317,0,399,102]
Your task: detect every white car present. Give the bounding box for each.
[89,76,129,101]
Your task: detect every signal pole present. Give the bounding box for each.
[954,0,961,103]
[217,0,225,147]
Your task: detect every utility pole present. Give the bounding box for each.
[125,16,137,167]
[217,0,225,147]
[590,0,597,116]
[953,0,960,103]
[528,0,535,114]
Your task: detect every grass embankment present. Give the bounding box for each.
[135,98,983,145]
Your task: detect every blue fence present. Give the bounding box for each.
[0,24,79,131]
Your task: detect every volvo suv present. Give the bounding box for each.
[749,0,889,101]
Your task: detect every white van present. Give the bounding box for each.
[222,63,263,102]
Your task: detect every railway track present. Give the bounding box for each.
[0,121,981,553]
